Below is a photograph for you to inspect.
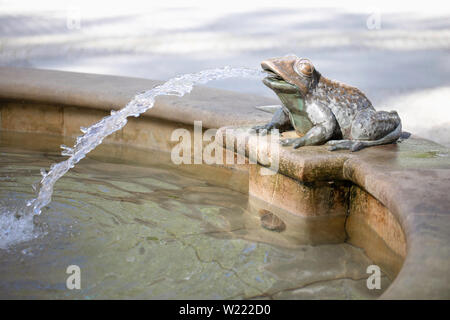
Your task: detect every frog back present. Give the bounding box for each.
[309,77,375,138]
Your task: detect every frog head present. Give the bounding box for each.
[261,55,318,97]
[261,55,319,132]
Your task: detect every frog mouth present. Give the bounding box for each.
[262,68,298,93]
[263,69,285,82]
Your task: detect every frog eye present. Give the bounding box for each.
[294,59,314,77]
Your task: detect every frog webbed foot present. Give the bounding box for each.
[280,137,305,148]
[279,138,295,146]
[327,140,364,152]
[252,123,271,136]
[252,122,281,136]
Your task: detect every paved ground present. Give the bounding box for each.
[0,1,449,146]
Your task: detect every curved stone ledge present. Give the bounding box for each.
[0,67,449,299]
[220,127,449,299]
[0,66,274,129]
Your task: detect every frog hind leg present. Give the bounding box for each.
[328,110,402,152]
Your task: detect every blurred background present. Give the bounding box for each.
[0,0,449,146]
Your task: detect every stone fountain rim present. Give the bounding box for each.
[0,66,449,299]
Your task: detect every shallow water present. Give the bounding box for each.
[0,132,390,299]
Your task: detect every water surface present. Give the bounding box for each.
[0,132,390,299]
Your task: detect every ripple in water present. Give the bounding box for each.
[0,199,42,249]
[0,144,390,299]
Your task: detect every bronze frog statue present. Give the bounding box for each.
[253,55,402,151]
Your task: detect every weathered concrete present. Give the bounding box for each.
[0,67,449,299]
[222,126,450,299]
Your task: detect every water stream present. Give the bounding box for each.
[0,66,264,248]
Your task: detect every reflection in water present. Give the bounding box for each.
[0,133,390,299]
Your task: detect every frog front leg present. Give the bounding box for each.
[281,104,337,149]
[252,106,292,135]
[280,123,336,148]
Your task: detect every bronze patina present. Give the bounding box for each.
[254,55,402,151]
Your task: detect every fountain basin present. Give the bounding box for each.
[0,66,449,299]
